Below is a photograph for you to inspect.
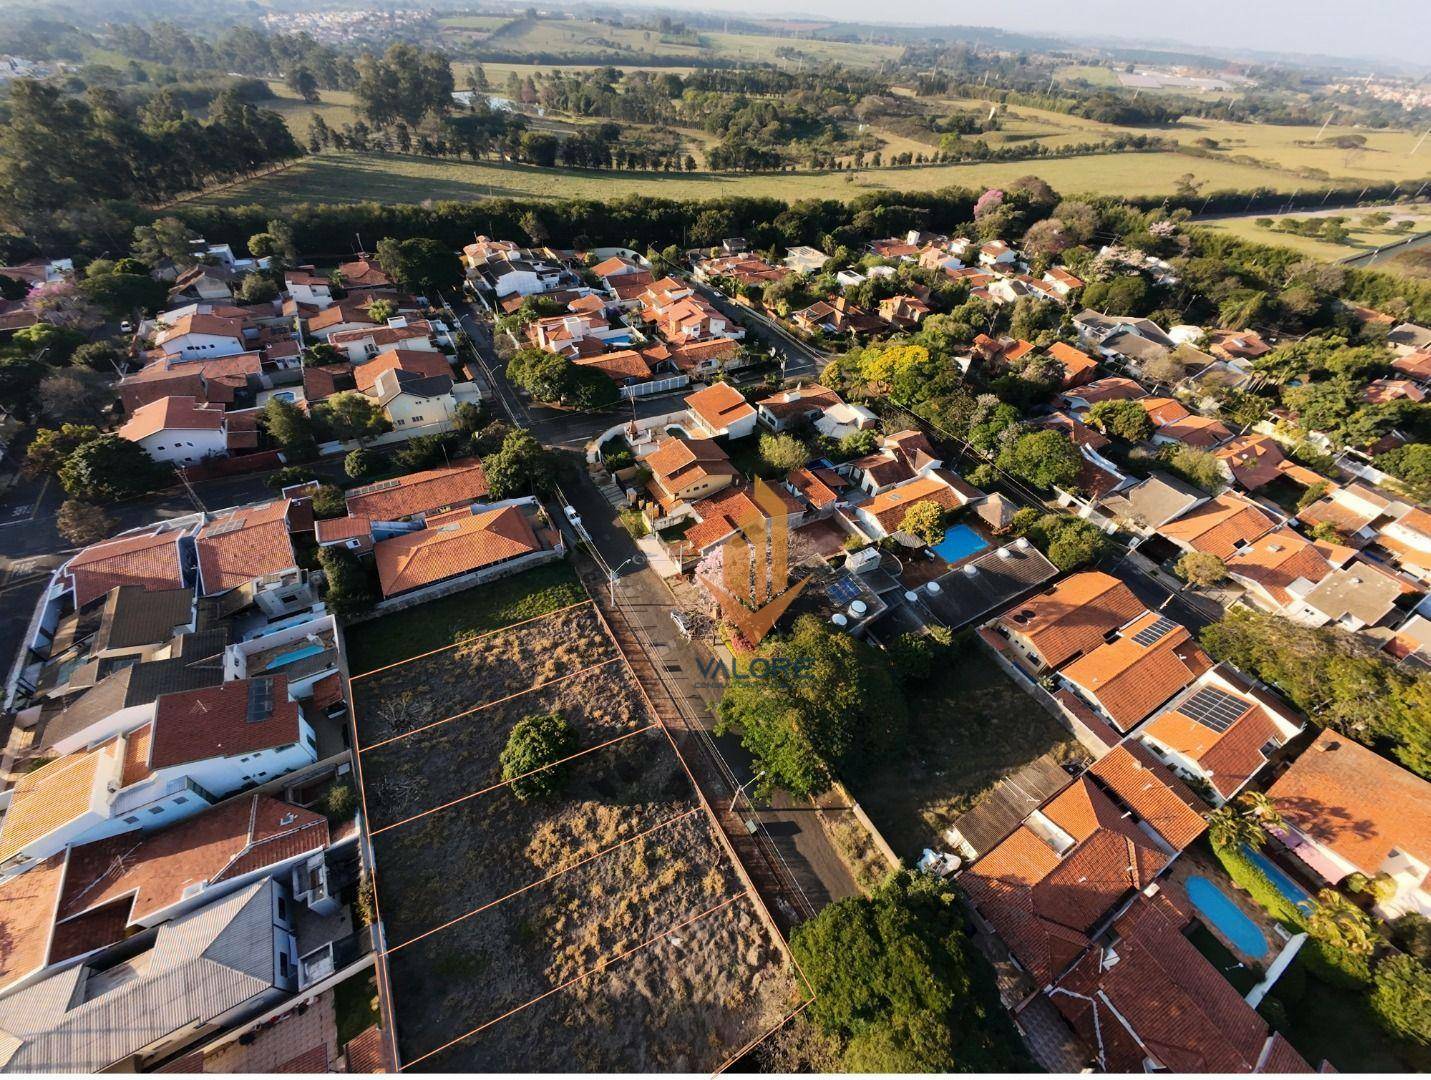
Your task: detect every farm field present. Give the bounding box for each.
[190,147,1321,211]
[1200,201,1431,264]
[349,573,800,1071]
[257,80,361,133]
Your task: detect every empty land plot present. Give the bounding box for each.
[409,892,791,1072]
[344,561,585,675]
[351,601,617,745]
[850,647,1083,860]
[353,592,800,1071]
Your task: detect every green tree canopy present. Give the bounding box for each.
[997,429,1081,491]
[715,614,907,798]
[482,429,555,498]
[1088,398,1153,441]
[57,435,167,502]
[262,397,318,461]
[316,543,374,617]
[499,711,578,800]
[791,871,1032,1072]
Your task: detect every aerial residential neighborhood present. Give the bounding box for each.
[0,0,1427,1076]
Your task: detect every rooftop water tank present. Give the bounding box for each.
[831,613,848,627]
[926,580,942,594]
[848,599,868,617]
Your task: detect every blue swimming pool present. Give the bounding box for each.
[931,523,990,564]
[1243,845,1314,912]
[265,643,326,670]
[1185,875,1270,958]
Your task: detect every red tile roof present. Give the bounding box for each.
[1269,728,1431,881]
[684,382,754,432]
[1060,611,1211,731]
[68,529,187,610]
[307,299,379,333]
[118,395,227,443]
[1051,890,1309,1072]
[1215,435,1287,490]
[354,349,453,394]
[998,572,1145,669]
[1160,493,1278,560]
[195,500,297,596]
[375,504,541,597]
[338,257,392,289]
[0,852,68,990]
[1087,742,1207,850]
[962,777,1173,984]
[344,460,489,521]
[150,676,300,769]
[55,794,326,936]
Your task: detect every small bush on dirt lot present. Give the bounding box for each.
[500,711,578,800]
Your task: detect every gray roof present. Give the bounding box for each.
[377,370,455,406]
[946,752,1073,857]
[1303,565,1402,626]
[1100,472,1206,528]
[1388,323,1431,350]
[1104,330,1170,363]
[0,880,281,1073]
[919,543,1059,629]
[93,586,194,653]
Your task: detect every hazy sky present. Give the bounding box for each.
[627,0,1430,67]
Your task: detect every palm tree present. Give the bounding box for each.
[1207,792,1286,852]
[1305,889,1379,956]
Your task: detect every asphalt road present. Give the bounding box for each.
[691,282,827,381]
[560,468,860,913]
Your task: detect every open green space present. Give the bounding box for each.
[333,971,381,1046]
[1200,202,1431,265]
[342,560,585,675]
[850,644,1080,860]
[190,147,1321,212]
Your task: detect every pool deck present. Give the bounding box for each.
[1164,849,1289,971]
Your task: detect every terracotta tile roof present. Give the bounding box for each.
[150,676,300,768]
[1226,526,1343,606]
[1060,611,1210,731]
[337,257,392,288]
[998,571,1145,669]
[345,1026,392,1073]
[1050,890,1308,1073]
[118,395,228,443]
[1048,342,1098,387]
[302,363,355,402]
[1160,493,1278,560]
[345,460,489,521]
[1138,396,1191,426]
[1045,267,1084,289]
[307,299,379,333]
[572,348,651,381]
[121,723,155,788]
[354,349,452,394]
[1156,413,1233,449]
[195,500,297,596]
[668,337,739,372]
[1004,339,1036,363]
[55,794,326,933]
[68,529,188,610]
[591,256,639,278]
[375,504,540,597]
[962,777,1173,984]
[646,438,738,496]
[1143,684,1282,801]
[1391,349,1431,382]
[315,515,373,543]
[1088,743,1207,850]
[788,467,839,509]
[851,451,914,488]
[0,745,109,864]
[1065,376,1144,405]
[1040,410,1110,451]
[865,475,967,534]
[684,382,754,432]
[1269,728,1431,878]
[327,321,434,348]
[0,852,68,989]
[153,313,246,346]
[309,672,345,714]
[1215,435,1287,490]
[755,383,843,422]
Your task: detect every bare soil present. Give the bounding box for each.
[352,603,618,745]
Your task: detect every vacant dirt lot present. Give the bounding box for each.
[352,602,618,745]
[354,598,798,1071]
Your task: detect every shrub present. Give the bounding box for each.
[500,711,578,800]
[345,447,379,479]
[1371,953,1431,1045]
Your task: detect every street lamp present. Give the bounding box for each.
[608,555,642,604]
[729,769,766,814]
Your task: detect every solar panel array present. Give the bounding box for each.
[204,515,248,538]
[1180,686,1247,733]
[1131,615,1178,647]
[246,678,275,723]
[827,577,862,605]
[353,477,403,495]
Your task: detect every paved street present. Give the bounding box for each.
[691,282,827,380]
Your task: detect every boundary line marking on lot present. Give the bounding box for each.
[383,805,702,956]
[713,995,814,1077]
[369,723,659,836]
[357,655,623,752]
[398,889,749,1071]
[349,598,596,683]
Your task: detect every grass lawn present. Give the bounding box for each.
[342,560,585,674]
[332,971,380,1046]
[189,147,1321,212]
[1260,951,1431,1072]
[1201,201,1431,266]
[849,645,1081,860]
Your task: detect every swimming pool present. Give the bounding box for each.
[1185,875,1270,958]
[1243,845,1314,912]
[265,643,326,670]
[931,523,990,564]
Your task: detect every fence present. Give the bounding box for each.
[179,450,283,482]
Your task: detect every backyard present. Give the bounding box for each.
[350,590,800,1070]
[849,643,1082,860]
